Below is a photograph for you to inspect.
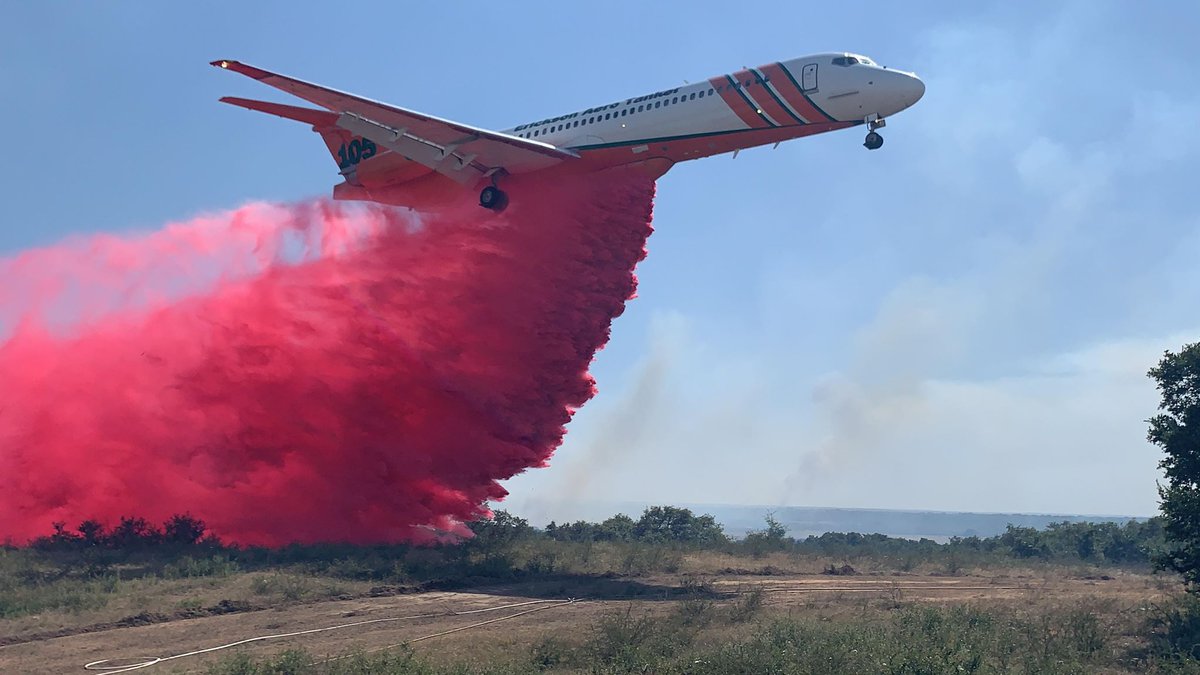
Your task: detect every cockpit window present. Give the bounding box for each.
[833,55,874,66]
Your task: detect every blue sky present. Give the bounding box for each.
[2,2,1196,518]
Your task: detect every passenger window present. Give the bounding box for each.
[708,88,714,96]
[689,92,696,100]
[638,105,644,112]
[672,97,678,104]
[654,101,660,108]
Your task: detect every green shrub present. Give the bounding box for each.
[162,554,240,579]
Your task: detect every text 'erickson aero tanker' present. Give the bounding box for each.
[212,54,924,211]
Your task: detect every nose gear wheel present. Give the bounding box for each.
[863,117,886,150]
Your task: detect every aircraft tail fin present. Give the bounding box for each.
[219,96,375,179]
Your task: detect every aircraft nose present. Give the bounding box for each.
[903,72,925,106]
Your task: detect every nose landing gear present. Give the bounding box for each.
[863,116,886,150]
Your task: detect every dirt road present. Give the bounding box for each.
[0,571,1164,674]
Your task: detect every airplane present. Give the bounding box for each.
[212,54,924,211]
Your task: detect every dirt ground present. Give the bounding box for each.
[0,568,1169,674]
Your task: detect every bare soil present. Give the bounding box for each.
[0,567,1169,674]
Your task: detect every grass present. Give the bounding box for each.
[0,513,1184,671]
[0,572,117,618]
[0,537,1167,640]
[200,597,1186,674]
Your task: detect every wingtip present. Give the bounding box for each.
[210,59,272,80]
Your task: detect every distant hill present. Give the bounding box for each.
[510,500,1147,543]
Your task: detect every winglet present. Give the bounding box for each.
[210,59,272,80]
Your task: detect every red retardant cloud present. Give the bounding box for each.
[0,171,655,546]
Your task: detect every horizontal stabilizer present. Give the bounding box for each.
[219,96,339,127]
[211,59,577,181]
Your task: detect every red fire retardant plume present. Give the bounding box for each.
[0,171,655,546]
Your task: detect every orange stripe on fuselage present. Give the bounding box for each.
[708,76,772,129]
[758,63,835,123]
[735,68,800,127]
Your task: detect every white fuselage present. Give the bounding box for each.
[503,53,924,157]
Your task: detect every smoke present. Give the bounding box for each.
[514,312,686,522]
[781,278,974,499]
[0,171,655,546]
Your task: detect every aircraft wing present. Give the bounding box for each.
[211,59,577,185]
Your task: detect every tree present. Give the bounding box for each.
[598,514,635,541]
[742,514,790,557]
[467,509,531,550]
[164,514,208,545]
[1149,342,1200,588]
[998,525,1049,559]
[107,516,161,548]
[633,506,727,545]
[78,520,107,547]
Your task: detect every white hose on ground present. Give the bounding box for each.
[322,599,580,664]
[81,581,1025,672]
[82,598,574,673]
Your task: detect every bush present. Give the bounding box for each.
[1146,595,1200,663]
[162,554,240,579]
